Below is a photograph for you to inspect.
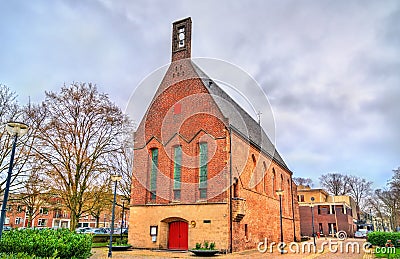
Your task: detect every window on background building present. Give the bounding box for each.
[38,218,47,226]
[298,195,305,202]
[244,224,248,239]
[15,217,21,225]
[199,142,208,199]
[319,223,324,235]
[17,205,23,213]
[39,207,49,215]
[150,148,159,200]
[6,205,12,212]
[328,223,337,234]
[173,146,182,200]
[5,218,9,224]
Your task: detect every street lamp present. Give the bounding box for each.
[310,197,316,247]
[276,189,284,254]
[0,122,29,239]
[108,174,122,258]
[120,200,125,242]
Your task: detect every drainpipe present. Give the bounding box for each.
[290,177,296,242]
[228,126,233,253]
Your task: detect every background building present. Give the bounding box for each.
[297,185,357,237]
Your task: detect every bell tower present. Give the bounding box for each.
[171,17,192,62]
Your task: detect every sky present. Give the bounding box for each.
[1,0,399,189]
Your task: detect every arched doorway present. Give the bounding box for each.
[168,221,188,250]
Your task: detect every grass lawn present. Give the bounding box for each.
[92,242,108,248]
[375,247,400,258]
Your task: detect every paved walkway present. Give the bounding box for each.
[91,238,374,258]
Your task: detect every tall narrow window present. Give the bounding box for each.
[173,146,182,200]
[199,142,208,199]
[272,168,276,193]
[263,162,267,193]
[150,148,159,200]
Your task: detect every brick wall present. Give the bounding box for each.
[230,133,301,251]
[299,205,356,237]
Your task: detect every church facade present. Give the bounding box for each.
[128,17,300,253]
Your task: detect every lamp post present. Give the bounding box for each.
[276,189,284,254]
[0,122,29,239]
[108,174,122,258]
[310,197,316,247]
[120,201,125,242]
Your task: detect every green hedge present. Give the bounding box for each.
[91,234,127,243]
[367,232,400,247]
[0,252,57,259]
[0,229,92,259]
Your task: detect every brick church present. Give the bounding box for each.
[129,17,300,252]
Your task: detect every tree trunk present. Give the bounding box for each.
[70,210,78,230]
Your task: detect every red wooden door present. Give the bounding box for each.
[168,221,188,250]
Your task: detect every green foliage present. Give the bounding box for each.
[192,241,217,250]
[115,239,128,245]
[209,242,215,250]
[0,229,92,259]
[367,232,400,247]
[195,243,201,249]
[375,247,400,259]
[0,252,57,259]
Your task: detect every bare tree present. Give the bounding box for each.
[346,175,372,209]
[293,177,313,187]
[31,83,128,230]
[0,85,35,193]
[89,179,113,228]
[375,188,398,231]
[367,192,388,231]
[18,169,50,227]
[112,127,134,204]
[319,173,350,196]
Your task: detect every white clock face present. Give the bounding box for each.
[179,32,185,40]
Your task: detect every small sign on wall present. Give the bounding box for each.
[150,226,158,236]
[150,226,158,242]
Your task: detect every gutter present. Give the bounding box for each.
[290,177,296,241]
[229,126,233,253]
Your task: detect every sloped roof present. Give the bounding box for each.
[191,61,290,172]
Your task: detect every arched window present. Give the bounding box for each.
[272,168,276,194]
[263,161,267,193]
[199,142,208,199]
[173,146,182,200]
[149,148,159,201]
[233,177,239,198]
[252,154,256,168]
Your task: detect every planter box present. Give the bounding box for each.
[189,250,219,257]
[108,245,132,251]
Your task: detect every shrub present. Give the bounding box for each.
[0,252,57,259]
[193,241,216,250]
[209,242,215,250]
[367,232,400,247]
[115,239,128,245]
[0,228,92,259]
